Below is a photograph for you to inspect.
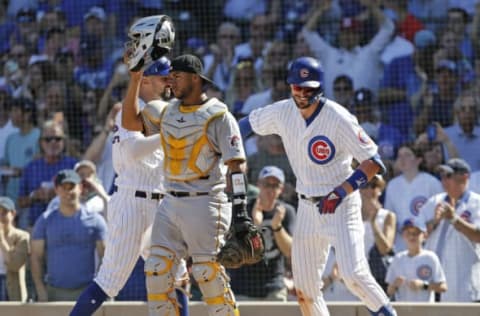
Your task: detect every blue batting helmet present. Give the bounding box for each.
[286,57,323,88]
[143,56,171,76]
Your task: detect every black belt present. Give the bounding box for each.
[113,186,163,200]
[168,191,210,197]
[299,194,324,203]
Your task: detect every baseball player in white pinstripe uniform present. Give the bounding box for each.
[70,58,188,316]
[239,57,396,316]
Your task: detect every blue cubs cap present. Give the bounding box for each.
[414,30,436,49]
[258,165,285,183]
[438,158,471,175]
[144,57,171,76]
[435,59,457,73]
[0,197,15,211]
[54,169,81,186]
[402,218,426,233]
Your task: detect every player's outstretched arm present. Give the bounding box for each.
[318,156,385,214]
[121,66,144,131]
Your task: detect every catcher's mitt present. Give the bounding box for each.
[217,219,265,269]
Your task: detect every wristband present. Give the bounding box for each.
[272,225,283,232]
[345,169,368,191]
[422,281,429,291]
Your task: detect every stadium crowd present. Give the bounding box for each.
[1,0,480,304]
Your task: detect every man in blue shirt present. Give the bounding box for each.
[30,169,107,301]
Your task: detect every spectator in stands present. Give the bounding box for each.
[361,175,396,293]
[203,22,241,92]
[385,218,446,302]
[11,7,39,54]
[9,43,29,74]
[74,34,112,90]
[413,59,460,135]
[81,6,122,64]
[433,29,474,89]
[446,7,474,64]
[352,88,405,162]
[247,135,296,206]
[39,26,66,61]
[17,120,77,229]
[241,66,289,116]
[377,29,437,138]
[383,0,424,42]
[302,0,394,98]
[443,93,480,171]
[407,0,449,33]
[14,60,57,106]
[0,196,29,301]
[416,141,448,179]
[229,166,296,301]
[332,74,355,111]
[414,120,459,164]
[45,160,109,217]
[233,14,272,75]
[31,169,106,301]
[384,143,443,252]
[224,58,261,119]
[0,92,18,165]
[2,98,40,203]
[420,158,480,302]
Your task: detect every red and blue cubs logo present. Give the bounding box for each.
[416,264,432,281]
[308,136,335,164]
[357,129,372,145]
[460,210,472,223]
[410,196,427,216]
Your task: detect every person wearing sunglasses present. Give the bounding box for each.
[239,56,397,316]
[17,120,77,229]
[229,165,296,302]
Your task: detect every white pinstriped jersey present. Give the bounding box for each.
[249,98,378,196]
[112,110,165,193]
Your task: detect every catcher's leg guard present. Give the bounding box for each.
[145,246,180,316]
[191,259,239,316]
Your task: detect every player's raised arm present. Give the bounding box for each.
[121,69,144,131]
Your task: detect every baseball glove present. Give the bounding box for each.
[217,218,265,269]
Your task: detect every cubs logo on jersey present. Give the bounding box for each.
[409,196,427,216]
[416,264,433,281]
[357,128,372,145]
[308,135,335,164]
[460,210,472,223]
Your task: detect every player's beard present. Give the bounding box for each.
[293,97,313,110]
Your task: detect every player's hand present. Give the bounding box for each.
[318,187,346,214]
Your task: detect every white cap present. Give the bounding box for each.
[84,6,106,21]
[258,165,285,183]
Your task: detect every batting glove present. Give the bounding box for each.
[318,186,347,214]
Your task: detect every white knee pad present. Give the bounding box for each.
[191,260,238,316]
[145,246,180,316]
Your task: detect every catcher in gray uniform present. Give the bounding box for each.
[122,54,264,316]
